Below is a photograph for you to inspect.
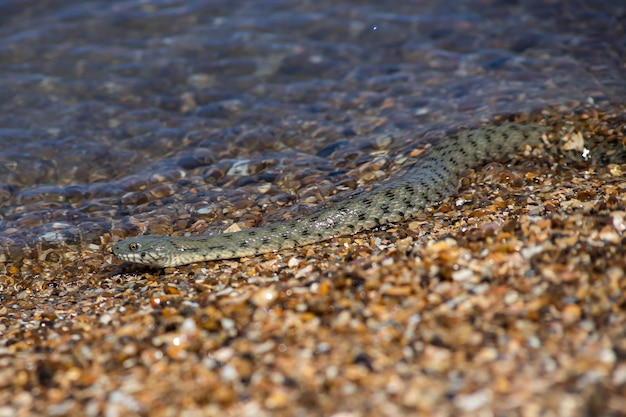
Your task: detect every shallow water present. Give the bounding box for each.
[0,0,624,263]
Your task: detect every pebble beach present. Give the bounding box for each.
[1,1,625,415]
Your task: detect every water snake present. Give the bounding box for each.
[112,122,543,267]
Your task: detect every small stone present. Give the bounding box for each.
[608,164,622,176]
[451,268,474,282]
[561,130,585,151]
[382,285,412,297]
[562,304,581,325]
[251,286,278,308]
[223,223,242,233]
[454,389,492,412]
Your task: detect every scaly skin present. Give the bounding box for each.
[112,122,543,267]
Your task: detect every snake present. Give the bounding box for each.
[112,122,543,267]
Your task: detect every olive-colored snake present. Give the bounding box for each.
[112,122,543,267]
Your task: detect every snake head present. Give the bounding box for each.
[111,235,175,267]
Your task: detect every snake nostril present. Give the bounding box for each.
[141,252,146,258]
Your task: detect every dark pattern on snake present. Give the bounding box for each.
[112,122,543,267]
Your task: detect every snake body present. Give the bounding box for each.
[112,123,543,267]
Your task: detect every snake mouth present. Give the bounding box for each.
[114,252,167,268]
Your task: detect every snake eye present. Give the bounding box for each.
[129,242,140,251]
